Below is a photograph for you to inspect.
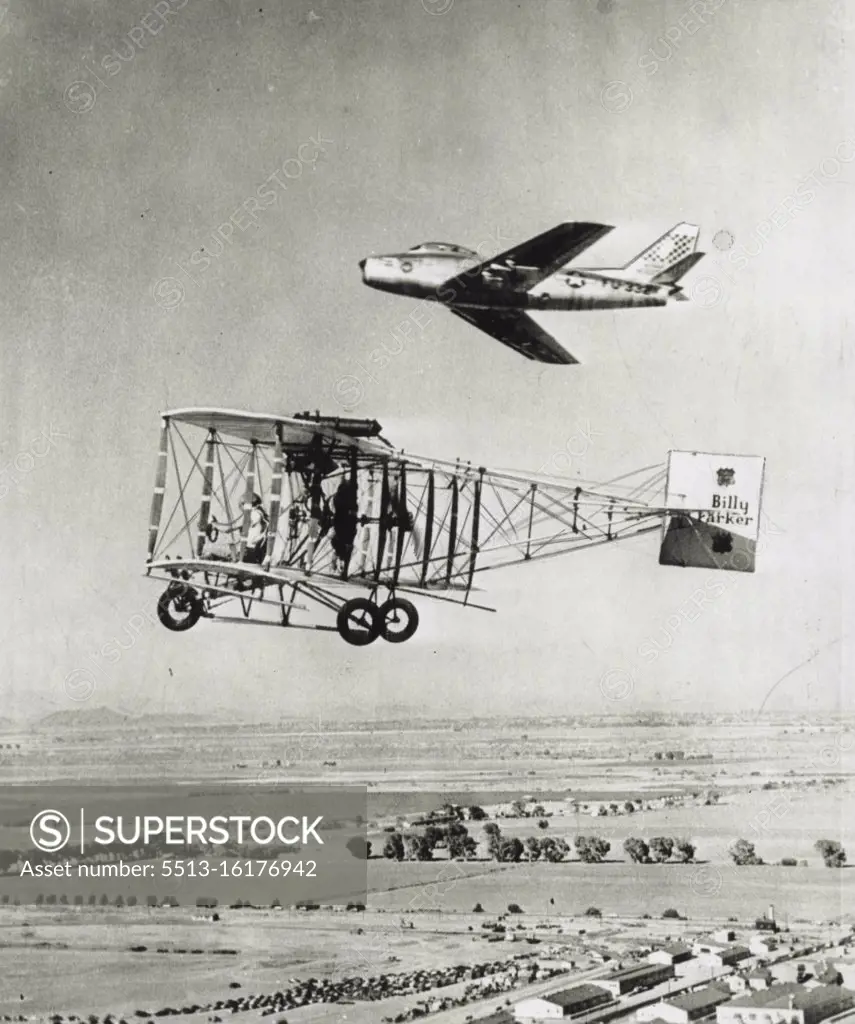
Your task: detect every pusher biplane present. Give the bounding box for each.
[145,410,765,646]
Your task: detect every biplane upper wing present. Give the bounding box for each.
[441,221,613,297]
[449,308,579,364]
[164,409,392,457]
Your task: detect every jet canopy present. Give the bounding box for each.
[407,242,479,256]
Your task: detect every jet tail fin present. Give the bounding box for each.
[650,251,705,286]
[623,222,700,282]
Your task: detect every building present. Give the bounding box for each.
[514,984,613,1021]
[751,938,780,957]
[700,945,752,969]
[717,977,750,995]
[649,944,695,966]
[715,931,739,944]
[592,962,675,997]
[697,941,732,956]
[637,986,733,1024]
[749,969,775,991]
[716,984,855,1024]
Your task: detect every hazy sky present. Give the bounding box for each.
[1,0,851,720]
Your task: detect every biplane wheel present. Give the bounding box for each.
[336,598,381,646]
[157,584,203,632]
[378,598,419,644]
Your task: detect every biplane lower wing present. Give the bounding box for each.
[449,308,579,364]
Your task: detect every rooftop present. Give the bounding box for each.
[729,983,855,1010]
[666,986,732,1012]
[606,962,672,980]
[660,942,693,956]
[544,984,613,1008]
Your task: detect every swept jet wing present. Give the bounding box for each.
[449,308,579,364]
[441,221,614,299]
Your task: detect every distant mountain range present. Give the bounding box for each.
[1,705,848,732]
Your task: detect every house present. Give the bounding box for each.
[751,938,780,957]
[715,983,855,1024]
[717,976,750,995]
[514,984,613,1021]
[697,941,732,956]
[715,931,739,944]
[649,943,695,966]
[637,986,732,1024]
[749,969,775,991]
[592,962,675,997]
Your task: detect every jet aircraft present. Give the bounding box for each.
[359,221,705,364]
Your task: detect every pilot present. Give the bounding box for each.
[243,493,268,564]
[330,477,359,574]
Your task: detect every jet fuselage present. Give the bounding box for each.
[359,252,672,311]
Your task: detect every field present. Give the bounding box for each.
[1,713,853,1021]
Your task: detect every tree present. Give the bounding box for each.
[468,805,487,821]
[526,837,542,862]
[729,838,763,866]
[584,906,602,917]
[482,822,501,837]
[537,819,549,830]
[404,835,434,861]
[532,805,546,817]
[510,799,527,818]
[446,823,477,860]
[423,825,444,851]
[815,839,847,868]
[624,801,635,814]
[623,837,650,864]
[473,902,484,913]
[383,832,405,861]
[662,907,682,919]
[507,903,523,914]
[673,839,696,863]
[497,837,525,862]
[649,836,674,863]
[574,836,610,863]
[545,837,570,863]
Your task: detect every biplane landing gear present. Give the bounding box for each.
[157,583,203,632]
[378,598,419,644]
[336,598,381,646]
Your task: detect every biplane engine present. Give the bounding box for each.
[659,451,766,573]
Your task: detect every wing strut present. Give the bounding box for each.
[525,483,537,560]
[391,463,407,588]
[266,423,284,565]
[445,475,459,586]
[420,470,435,585]
[147,418,170,563]
[238,442,258,563]
[196,430,216,558]
[465,471,483,600]
[374,463,390,582]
